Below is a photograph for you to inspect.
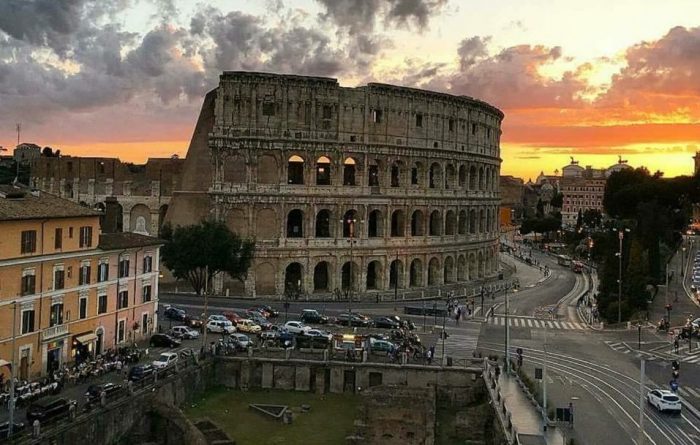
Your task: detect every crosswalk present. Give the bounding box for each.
[605,340,700,364]
[486,316,587,330]
[442,321,482,358]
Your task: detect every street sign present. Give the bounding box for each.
[535,368,543,380]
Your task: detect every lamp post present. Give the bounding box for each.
[342,215,361,302]
[393,251,399,311]
[614,228,630,324]
[504,283,518,374]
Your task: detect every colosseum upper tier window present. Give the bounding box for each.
[416,114,423,127]
[288,155,304,185]
[343,158,356,186]
[262,102,275,116]
[316,156,331,185]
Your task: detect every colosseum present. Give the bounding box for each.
[165,71,503,298]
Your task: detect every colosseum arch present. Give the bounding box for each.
[479,208,486,233]
[368,159,381,187]
[287,155,305,185]
[391,210,405,237]
[316,156,332,186]
[469,165,477,190]
[429,210,441,236]
[411,161,424,186]
[478,166,485,191]
[409,258,423,287]
[366,260,383,290]
[458,210,467,235]
[445,164,455,189]
[389,259,404,289]
[469,252,477,280]
[255,262,276,296]
[256,208,278,239]
[342,209,359,237]
[469,209,476,234]
[313,261,330,292]
[390,161,402,188]
[224,154,246,183]
[429,163,442,189]
[445,210,456,236]
[411,210,425,236]
[129,204,151,235]
[444,256,455,283]
[458,165,467,189]
[484,166,491,191]
[368,209,383,238]
[341,261,360,290]
[428,257,441,285]
[492,169,498,192]
[226,208,248,237]
[478,251,485,278]
[457,255,467,281]
[286,209,304,238]
[257,154,278,184]
[315,209,332,238]
[343,157,357,186]
[284,262,304,293]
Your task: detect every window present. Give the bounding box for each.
[415,114,423,127]
[53,268,65,290]
[79,226,93,248]
[21,274,36,296]
[143,285,152,303]
[119,258,130,278]
[117,320,125,343]
[79,297,87,319]
[54,228,62,249]
[368,165,379,187]
[471,123,477,135]
[411,167,419,185]
[118,290,129,309]
[49,303,64,327]
[371,109,382,123]
[98,294,107,314]
[322,105,332,119]
[98,262,109,282]
[21,310,35,334]
[143,256,153,273]
[262,101,275,116]
[79,263,91,285]
[69,227,73,238]
[449,119,454,132]
[21,230,37,254]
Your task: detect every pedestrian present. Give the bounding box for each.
[426,348,433,365]
[674,337,680,354]
[456,308,461,325]
[568,402,574,427]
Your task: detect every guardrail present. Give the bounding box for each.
[482,360,518,444]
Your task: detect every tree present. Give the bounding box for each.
[161,220,255,295]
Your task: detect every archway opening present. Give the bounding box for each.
[343,157,356,186]
[286,209,304,238]
[458,165,466,189]
[428,257,440,285]
[391,210,404,237]
[316,156,331,185]
[445,164,455,189]
[429,163,441,189]
[368,210,382,238]
[313,262,330,292]
[288,155,304,185]
[429,210,441,236]
[284,263,303,294]
[445,210,456,235]
[366,261,382,290]
[444,257,455,283]
[457,255,467,281]
[315,209,331,238]
[458,210,467,235]
[389,259,403,289]
[341,261,359,291]
[411,210,424,236]
[409,259,423,287]
[342,210,358,238]
[469,166,477,190]
[391,163,400,187]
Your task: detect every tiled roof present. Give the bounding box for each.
[0,185,101,221]
[98,232,165,250]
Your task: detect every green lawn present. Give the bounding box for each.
[185,387,360,445]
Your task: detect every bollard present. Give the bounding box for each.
[627,321,632,330]
[248,346,253,358]
[285,348,292,360]
[362,350,368,363]
[323,349,329,362]
[32,420,40,438]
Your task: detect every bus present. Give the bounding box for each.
[556,255,572,267]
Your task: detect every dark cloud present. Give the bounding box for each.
[316,0,447,33]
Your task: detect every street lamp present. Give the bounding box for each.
[341,216,362,302]
[614,228,630,324]
[504,283,518,374]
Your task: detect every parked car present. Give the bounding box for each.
[185,314,204,330]
[284,321,310,334]
[248,307,270,318]
[224,311,245,324]
[246,312,273,330]
[337,313,372,327]
[164,305,186,321]
[259,305,279,318]
[0,421,25,439]
[208,314,229,323]
[647,389,681,413]
[231,333,254,349]
[128,364,155,382]
[304,328,332,340]
[301,309,329,324]
[170,325,200,339]
[153,352,179,369]
[261,326,295,346]
[206,320,236,334]
[85,383,123,403]
[370,339,397,355]
[26,397,73,424]
[374,316,400,329]
[149,333,182,348]
[237,319,262,334]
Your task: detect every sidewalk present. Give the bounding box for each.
[498,374,564,445]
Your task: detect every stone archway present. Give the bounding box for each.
[428,257,441,285]
[313,262,330,292]
[256,262,276,295]
[444,256,455,283]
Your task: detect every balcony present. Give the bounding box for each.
[42,324,69,342]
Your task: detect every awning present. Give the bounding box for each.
[75,333,98,344]
[0,359,10,368]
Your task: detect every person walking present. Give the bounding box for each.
[674,336,680,354]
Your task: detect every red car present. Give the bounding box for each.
[224,311,245,324]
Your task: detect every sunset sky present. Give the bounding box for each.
[1,0,699,179]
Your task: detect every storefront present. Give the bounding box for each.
[72,332,97,364]
[45,339,64,374]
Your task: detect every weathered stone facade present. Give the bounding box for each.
[166,71,503,297]
[30,156,184,236]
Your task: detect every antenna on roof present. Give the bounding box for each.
[16,123,21,146]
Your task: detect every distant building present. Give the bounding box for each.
[0,185,163,379]
[13,143,41,164]
[30,156,184,236]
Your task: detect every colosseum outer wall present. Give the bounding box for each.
[168,72,503,298]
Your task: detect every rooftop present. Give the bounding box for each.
[0,185,101,221]
[98,232,165,250]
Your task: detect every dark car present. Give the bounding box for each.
[149,333,182,348]
[164,305,186,321]
[185,314,203,330]
[128,364,155,382]
[246,312,273,330]
[260,305,279,318]
[0,421,25,439]
[85,383,123,403]
[337,313,372,327]
[386,315,415,330]
[374,316,400,329]
[26,397,73,424]
[301,309,329,324]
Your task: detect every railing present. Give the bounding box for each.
[42,324,69,341]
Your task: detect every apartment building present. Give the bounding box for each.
[0,185,162,380]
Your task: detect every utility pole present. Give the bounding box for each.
[441,308,447,365]
[8,301,17,437]
[201,265,209,351]
[543,324,548,427]
[618,230,623,324]
[638,358,646,445]
[16,123,21,145]
[504,284,511,374]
